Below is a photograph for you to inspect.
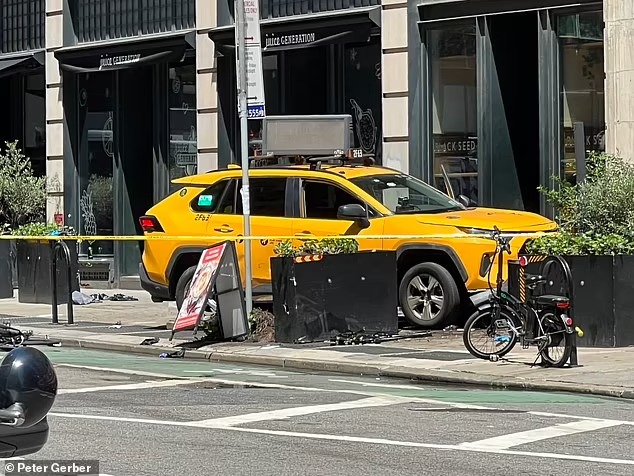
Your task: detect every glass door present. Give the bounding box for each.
[77,71,115,258]
[427,24,478,204]
[556,10,605,185]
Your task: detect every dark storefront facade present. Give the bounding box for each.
[56,1,197,287]
[409,0,605,216]
[210,1,383,165]
[0,0,46,176]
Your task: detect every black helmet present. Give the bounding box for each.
[0,347,57,428]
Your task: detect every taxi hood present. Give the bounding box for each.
[415,207,557,232]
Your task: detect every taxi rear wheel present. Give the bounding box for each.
[175,265,197,311]
[399,262,459,328]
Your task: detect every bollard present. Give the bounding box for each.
[51,240,74,325]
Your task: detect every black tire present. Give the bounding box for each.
[399,262,460,328]
[539,314,573,368]
[175,265,196,311]
[463,306,519,360]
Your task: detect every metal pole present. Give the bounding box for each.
[235,0,253,318]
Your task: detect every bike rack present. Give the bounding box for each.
[541,255,579,367]
[51,240,74,325]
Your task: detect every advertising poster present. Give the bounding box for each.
[172,243,227,335]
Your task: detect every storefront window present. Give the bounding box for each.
[77,72,114,256]
[558,11,605,184]
[344,39,382,162]
[429,25,478,203]
[168,63,196,192]
[24,73,45,177]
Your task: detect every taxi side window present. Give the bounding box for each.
[235,177,287,217]
[191,180,231,213]
[302,180,369,219]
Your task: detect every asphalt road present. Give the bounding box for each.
[11,348,634,476]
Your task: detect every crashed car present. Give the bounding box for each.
[0,347,57,457]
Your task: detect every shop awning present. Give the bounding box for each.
[0,50,44,79]
[54,32,196,73]
[209,6,381,54]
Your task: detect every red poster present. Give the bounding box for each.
[172,243,226,333]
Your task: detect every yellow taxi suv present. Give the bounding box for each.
[139,160,557,329]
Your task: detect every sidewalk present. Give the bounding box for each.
[2,289,634,399]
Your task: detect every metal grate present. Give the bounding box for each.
[0,0,45,53]
[79,270,110,281]
[71,0,196,43]
[256,0,380,20]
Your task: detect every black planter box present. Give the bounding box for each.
[271,251,399,344]
[509,255,634,348]
[0,241,12,299]
[17,240,80,305]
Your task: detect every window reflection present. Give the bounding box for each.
[429,25,478,203]
[78,72,114,256]
[558,11,605,184]
[168,62,197,192]
[23,73,45,177]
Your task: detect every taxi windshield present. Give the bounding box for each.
[350,174,465,214]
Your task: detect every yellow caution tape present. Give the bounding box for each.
[0,232,555,241]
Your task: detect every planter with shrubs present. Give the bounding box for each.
[270,238,398,344]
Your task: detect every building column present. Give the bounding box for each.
[381,1,409,173]
[604,0,634,161]
[45,0,65,223]
[195,0,220,172]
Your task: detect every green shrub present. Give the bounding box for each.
[273,237,359,257]
[0,141,47,229]
[526,152,634,255]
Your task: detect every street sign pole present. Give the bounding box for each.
[235,0,253,318]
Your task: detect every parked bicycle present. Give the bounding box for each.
[462,226,576,367]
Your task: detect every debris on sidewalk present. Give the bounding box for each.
[108,321,122,329]
[140,337,160,346]
[159,349,185,359]
[72,291,140,305]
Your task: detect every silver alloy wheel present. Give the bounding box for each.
[406,274,445,321]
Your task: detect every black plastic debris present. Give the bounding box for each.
[140,337,159,346]
[159,349,185,359]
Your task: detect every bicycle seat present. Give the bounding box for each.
[525,274,547,286]
[535,295,569,306]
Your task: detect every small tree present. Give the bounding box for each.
[0,141,47,229]
[527,152,634,255]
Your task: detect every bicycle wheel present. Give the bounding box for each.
[463,306,519,360]
[539,313,572,368]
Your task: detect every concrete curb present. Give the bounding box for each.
[51,335,634,400]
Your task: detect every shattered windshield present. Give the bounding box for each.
[350,174,465,214]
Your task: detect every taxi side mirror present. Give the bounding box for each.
[337,204,370,229]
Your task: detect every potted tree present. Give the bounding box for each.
[0,141,79,304]
[521,152,634,347]
[270,238,399,343]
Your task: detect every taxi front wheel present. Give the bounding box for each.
[175,265,197,311]
[399,263,459,329]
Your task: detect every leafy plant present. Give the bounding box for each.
[526,152,634,255]
[13,222,77,237]
[0,141,47,229]
[273,237,359,257]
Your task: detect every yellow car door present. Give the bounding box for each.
[292,177,384,251]
[207,176,294,288]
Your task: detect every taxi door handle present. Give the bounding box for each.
[295,231,314,241]
[214,225,234,233]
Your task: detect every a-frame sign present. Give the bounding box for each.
[171,241,249,341]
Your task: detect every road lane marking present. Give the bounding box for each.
[46,410,634,465]
[459,419,623,450]
[183,369,288,378]
[55,364,193,380]
[192,396,410,428]
[221,426,634,466]
[51,364,486,409]
[59,378,210,394]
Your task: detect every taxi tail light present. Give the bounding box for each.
[139,215,164,233]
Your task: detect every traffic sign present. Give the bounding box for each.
[240,0,266,117]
